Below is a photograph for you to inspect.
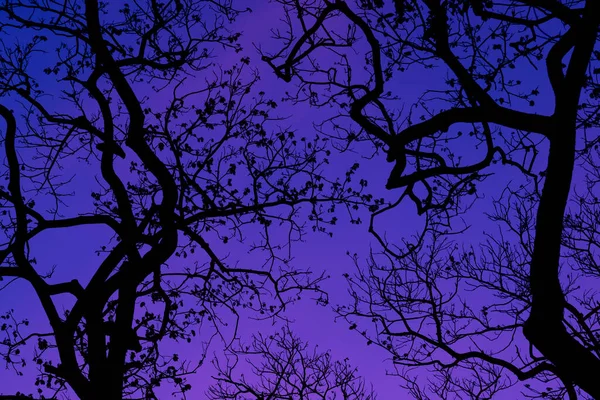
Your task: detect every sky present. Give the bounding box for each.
[0,1,577,399]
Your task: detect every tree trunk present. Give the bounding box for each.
[524,128,600,398]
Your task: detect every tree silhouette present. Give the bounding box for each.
[264,0,600,398]
[207,325,376,399]
[0,1,371,399]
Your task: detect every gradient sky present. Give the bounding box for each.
[0,1,567,399]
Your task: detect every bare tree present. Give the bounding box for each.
[0,1,372,399]
[207,325,376,399]
[264,0,600,398]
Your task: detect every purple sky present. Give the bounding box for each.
[0,1,571,399]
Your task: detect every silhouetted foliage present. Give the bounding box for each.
[265,0,600,398]
[0,1,371,399]
[207,325,376,399]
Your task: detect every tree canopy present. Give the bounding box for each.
[4,0,600,399]
[263,0,600,398]
[0,1,371,398]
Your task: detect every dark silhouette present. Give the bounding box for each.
[264,0,600,398]
[0,1,370,398]
[207,325,376,399]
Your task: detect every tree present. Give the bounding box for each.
[207,325,376,399]
[264,0,600,398]
[0,1,371,399]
